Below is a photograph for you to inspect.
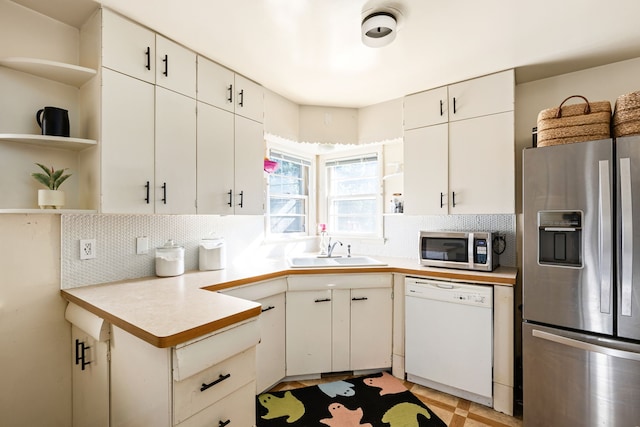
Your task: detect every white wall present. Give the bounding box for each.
[0,214,70,427]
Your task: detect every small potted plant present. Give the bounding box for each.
[31,163,72,209]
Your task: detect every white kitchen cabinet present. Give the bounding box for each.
[221,278,287,393]
[196,102,264,215]
[404,86,448,130]
[350,287,393,370]
[155,86,197,214]
[448,111,515,214]
[448,70,514,122]
[101,67,155,214]
[402,69,515,215]
[197,56,264,123]
[286,289,333,376]
[286,274,393,376]
[102,8,155,84]
[403,123,448,215]
[71,325,109,427]
[233,115,265,214]
[110,319,259,427]
[156,35,196,99]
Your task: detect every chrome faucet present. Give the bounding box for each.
[327,238,343,257]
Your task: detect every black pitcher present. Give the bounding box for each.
[36,106,70,137]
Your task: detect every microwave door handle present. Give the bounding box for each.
[468,232,474,267]
[620,157,633,317]
[599,160,612,314]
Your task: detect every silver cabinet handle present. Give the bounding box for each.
[620,157,633,316]
[598,160,612,314]
[532,329,640,362]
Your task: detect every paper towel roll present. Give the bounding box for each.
[65,302,110,342]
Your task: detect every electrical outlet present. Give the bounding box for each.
[80,239,97,260]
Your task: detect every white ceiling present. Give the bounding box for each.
[13,0,640,108]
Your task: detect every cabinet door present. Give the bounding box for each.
[197,56,235,113]
[448,111,514,214]
[156,35,196,98]
[71,326,109,427]
[350,288,393,370]
[196,102,235,214]
[404,86,448,130]
[234,115,264,214]
[235,74,264,123]
[101,68,155,214]
[155,86,197,214]
[448,70,514,122]
[403,123,448,215]
[256,293,286,393]
[286,290,332,376]
[102,9,155,83]
[332,289,351,372]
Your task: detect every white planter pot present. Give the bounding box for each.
[38,189,65,209]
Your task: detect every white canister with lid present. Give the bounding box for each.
[199,237,226,270]
[155,239,185,277]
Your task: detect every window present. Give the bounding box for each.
[323,150,382,237]
[266,150,312,236]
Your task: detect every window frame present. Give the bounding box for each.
[318,145,384,239]
[265,143,316,239]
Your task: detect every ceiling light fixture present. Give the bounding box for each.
[361,12,397,48]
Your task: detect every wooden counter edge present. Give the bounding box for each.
[204,265,517,292]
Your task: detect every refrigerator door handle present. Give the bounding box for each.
[532,329,640,362]
[599,160,612,314]
[620,157,633,317]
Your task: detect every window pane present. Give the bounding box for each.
[332,215,376,233]
[332,199,376,214]
[270,175,303,195]
[332,178,378,196]
[270,198,305,215]
[270,216,305,233]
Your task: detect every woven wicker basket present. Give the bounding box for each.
[613,91,640,137]
[536,95,611,147]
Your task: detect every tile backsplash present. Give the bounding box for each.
[61,213,516,289]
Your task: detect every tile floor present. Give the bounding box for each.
[269,373,523,427]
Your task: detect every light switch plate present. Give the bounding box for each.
[136,237,149,255]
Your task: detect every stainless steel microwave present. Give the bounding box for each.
[419,231,499,271]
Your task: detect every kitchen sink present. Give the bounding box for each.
[288,255,387,268]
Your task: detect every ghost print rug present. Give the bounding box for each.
[256,371,446,427]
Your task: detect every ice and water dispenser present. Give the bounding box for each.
[538,211,582,267]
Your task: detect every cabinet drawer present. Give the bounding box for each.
[174,347,256,424]
[173,319,260,381]
[176,381,256,427]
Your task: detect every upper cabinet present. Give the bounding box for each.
[403,70,515,215]
[447,71,514,122]
[101,8,155,84]
[155,35,196,99]
[404,86,448,129]
[198,56,264,123]
[102,9,196,98]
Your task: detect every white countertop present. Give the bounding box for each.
[62,255,517,348]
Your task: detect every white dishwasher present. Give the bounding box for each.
[405,277,493,406]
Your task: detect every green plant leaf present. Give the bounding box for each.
[31,163,71,189]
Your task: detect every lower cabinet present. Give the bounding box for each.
[71,325,110,427]
[109,319,259,427]
[221,278,287,393]
[286,274,393,377]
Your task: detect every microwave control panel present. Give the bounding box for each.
[474,239,488,264]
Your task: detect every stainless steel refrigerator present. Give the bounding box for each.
[523,136,640,426]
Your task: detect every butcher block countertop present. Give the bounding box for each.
[61,256,517,348]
